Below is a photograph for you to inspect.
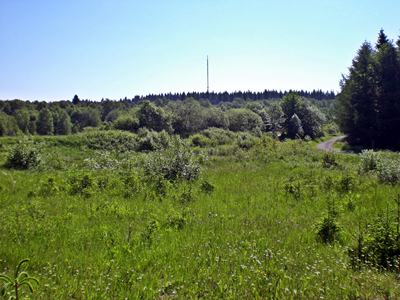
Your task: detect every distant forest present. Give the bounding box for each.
[123,89,336,104]
[1,89,335,105]
[0,89,335,138]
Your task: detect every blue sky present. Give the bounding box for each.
[1,0,399,101]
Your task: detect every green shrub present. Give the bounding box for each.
[84,151,120,170]
[123,172,142,198]
[69,173,94,197]
[5,140,41,169]
[376,159,400,185]
[358,150,400,184]
[143,137,201,182]
[113,115,139,132]
[136,129,171,152]
[236,132,257,150]
[38,177,60,197]
[323,122,339,135]
[164,211,187,230]
[315,215,341,244]
[284,179,302,201]
[336,173,356,194]
[359,150,382,174]
[85,130,137,152]
[315,199,340,244]
[141,220,160,245]
[190,134,210,147]
[201,127,236,146]
[322,152,338,169]
[200,180,215,194]
[349,219,400,270]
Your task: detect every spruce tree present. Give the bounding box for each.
[72,94,80,105]
[376,29,389,49]
[337,42,377,147]
[374,39,400,148]
[287,114,304,139]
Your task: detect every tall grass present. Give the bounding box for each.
[0,136,400,298]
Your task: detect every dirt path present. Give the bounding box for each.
[316,135,346,151]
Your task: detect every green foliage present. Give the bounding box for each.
[2,134,400,298]
[236,132,257,150]
[322,152,339,169]
[6,140,41,169]
[281,93,325,138]
[0,258,39,300]
[200,180,215,194]
[376,159,400,185]
[350,216,400,270]
[138,101,171,132]
[189,134,210,147]
[14,109,30,134]
[169,98,206,136]
[358,150,400,184]
[143,138,201,182]
[71,108,101,130]
[54,110,72,135]
[136,129,171,152]
[0,112,20,136]
[287,113,304,139]
[84,151,120,170]
[37,108,54,135]
[359,150,382,173]
[68,173,94,197]
[201,127,236,146]
[226,108,263,132]
[122,172,142,198]
[284,179,302,201]
[113,115,139,132]
[336,173,356,194]
[338,30,400,149]
[315,200,341,244]
[85,130,137,152]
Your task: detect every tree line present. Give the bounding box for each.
[0,93,328,139]
[337,29,400,150]
[133,89,335,104]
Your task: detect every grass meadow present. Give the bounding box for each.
[1,134,400,299]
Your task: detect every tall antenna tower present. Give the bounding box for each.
[207,55,209,93]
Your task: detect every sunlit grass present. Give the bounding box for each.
[1,136,400,299]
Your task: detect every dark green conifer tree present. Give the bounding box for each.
[376,29,389,49]
[374,37,400,148]
[337,42,377,147]
[72,94,80,105]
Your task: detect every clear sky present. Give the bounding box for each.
[1,0,399,101]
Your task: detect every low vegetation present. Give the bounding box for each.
[1,131,400,299]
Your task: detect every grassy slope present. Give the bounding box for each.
[0,137,400,299]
